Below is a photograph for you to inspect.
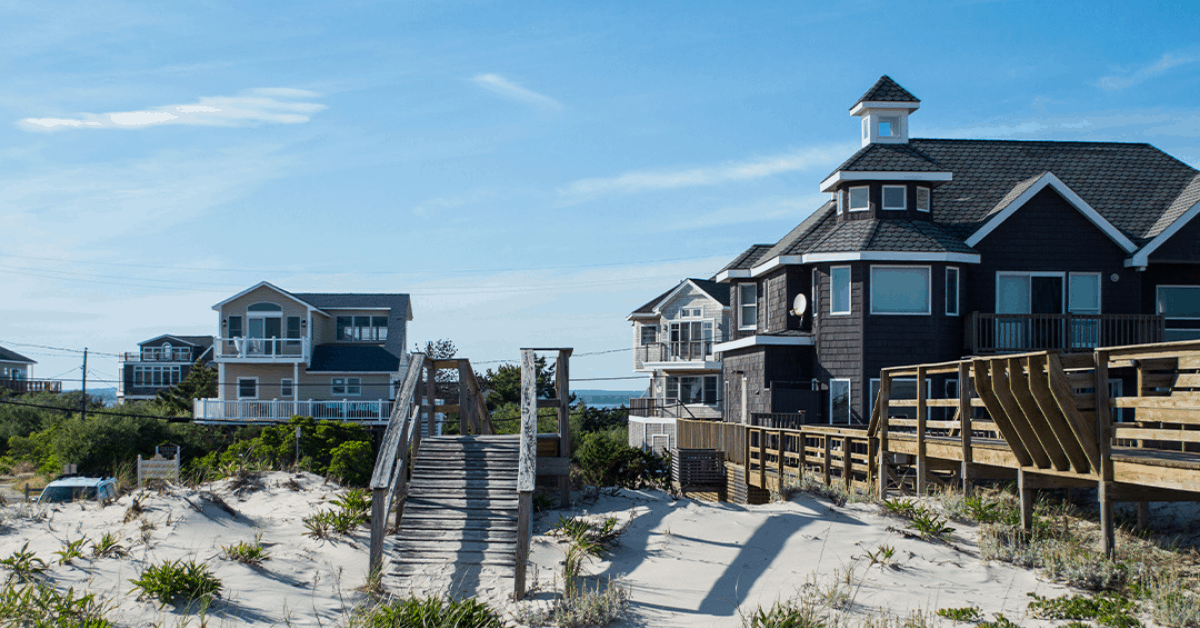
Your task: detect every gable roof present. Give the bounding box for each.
[629,286,676,318]
[688,279,730,306]
[628,278,731,320]
[138,334,213,349]
[717,244,774,274]
[211,281,324,314]
[853,75,920,107]
[0,346,35,364]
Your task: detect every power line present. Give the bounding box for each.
[0,340,121,358]
[0,398,188,422]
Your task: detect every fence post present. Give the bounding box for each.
[958,361,973,494]
[1094,349,1115,556]
[137,455,143,487]
[877,374,892,499]
[842,436,853,490]
[916,366,928,495]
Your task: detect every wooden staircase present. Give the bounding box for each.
[388,435,522,594]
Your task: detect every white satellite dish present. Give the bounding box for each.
[790,293,808,318]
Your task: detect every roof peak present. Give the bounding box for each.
[853,75,920,108]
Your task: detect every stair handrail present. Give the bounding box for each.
[368,352,427,580]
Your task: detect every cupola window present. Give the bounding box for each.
[879,116,899,137]
[882,186,906,210]
[849,186,869,212]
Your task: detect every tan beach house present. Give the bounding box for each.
[193,281,413,424]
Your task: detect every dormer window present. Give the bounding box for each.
[916,187,931,212]
[836,191,844,214]
[849,186,869,212]
[879,116,899,137]
[882,186,906,210]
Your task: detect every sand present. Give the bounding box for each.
[0,473,1085,627]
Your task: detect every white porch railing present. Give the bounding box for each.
[215,337,309,360]
[193,398,393,423]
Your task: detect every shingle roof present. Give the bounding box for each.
[139,335,213,350]
[293,293,411,312]
[831,142,947,173]
[631,286,675,316]
[307,345,403,372]
[717,244,774,273]
[0,346,35,364]
[807,219,977,255]
[853,75,920,106]
[906,139,1199,244]
[759,202,838,260]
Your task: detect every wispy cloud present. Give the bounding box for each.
[559,144,854,198]
[1094,53,1194,91]
[472,74,562,110]
[20,88,326,130]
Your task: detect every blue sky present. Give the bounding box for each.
[2,0,1199,391]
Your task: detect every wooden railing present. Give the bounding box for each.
[634,341,716,364]
[193,398,393,423]
[676,418,747,466]
[629,398,706,419]
[124,348,193,362]
[368,354,426,579]
[749,412,805,429]
[215,337,308,360]
[746,425,874,492]
[967,312,1163,354]
[0,378,63,394]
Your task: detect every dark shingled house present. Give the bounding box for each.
[708,76,1200,425]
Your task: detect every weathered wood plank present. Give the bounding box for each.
[973,360,1034,467]
[990,359,1052,468]
[1024,356,1090,473]
[1045,353,1101,470]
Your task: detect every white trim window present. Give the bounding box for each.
[739,284,758,330]
[882,185,906,210]
[879,116,899,138]
[666,375,719,405]
[237,378,258,399]
[916,187,931,212]
[831,266,851,315]
[332,377,362,396]
[836,190,844,215]
[945,267,960,316]
[829,379,851,424]
[281,378,294,398]
[133,365,182,388]
[849,186,869,212]
[337,316,389,341]
[1157,285,1200,341]
[870,266,931,315]
[640,325,657,345]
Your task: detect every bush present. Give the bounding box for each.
[353,596,507,628]
[0,583,114,627]
[129,559,222,607]
[328,441,375,486]
[573,429,667,488]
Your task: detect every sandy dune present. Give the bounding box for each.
[0,473,1080,627]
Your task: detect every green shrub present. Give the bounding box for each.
[937,607,982,622]
[222,533,270,566]
[328,441,375,486]
[353,596,507,628]
[573,429,667,488]
[92,533,129,559]
[0,543,48,583]
[1026,592,1141,628]
[129,559,222,607]
[0,583,114,627]
[741,599,823,628]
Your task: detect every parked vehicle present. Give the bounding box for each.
[37,476,118,504]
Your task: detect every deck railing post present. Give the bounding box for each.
[1094,348,1115,556]
[958,361,973,494]
[776,430,784,489]
[822,435,832,487]
[514,349,538,600]
[842,436,853,489]
[916,366,928,495]
[877,373,891,499]
[556,349,572,507]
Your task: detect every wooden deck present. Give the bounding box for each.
[677,340,1200,554]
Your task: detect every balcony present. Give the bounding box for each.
[967,312,1164,354]
[0,378,63,394]
[214,337,309,362]
[635,341,718,368]
[193,398,393,424]
[629,397,721,420]
[123,347,193,362]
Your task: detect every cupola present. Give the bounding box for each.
[851,76,920,147]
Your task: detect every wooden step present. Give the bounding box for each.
[408,489,515,501]
[392,539,517,553]
[390,550,516,565]
[394,528,518,542]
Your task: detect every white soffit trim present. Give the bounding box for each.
[849,101,921,115]
[820,170,952,192]
[1127,199,1200,267]
[749,252,979,276]
[714,269,751,283]
[714,335,814,352]
[211,280,328,315]
[966,172,1138,253]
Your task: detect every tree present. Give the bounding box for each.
[157,361,218,417]
[476,358,558,411]
[414,339,459,400]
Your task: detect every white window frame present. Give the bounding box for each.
[332,377,362,396]
[945,267,960,317]
[237,377,258,400]
[848,186,870,212]
[831,266,852,315]
[665,374,719,405]
[1068,272,1102,315]
[829,378,851,425]
[881,185,906,211]
[640,325,657,345]
[738,283,758,331]
[916,187,931,212]
[870,265,932,316]
[835,190,844,215]
[281,378,294,398]
[811,268,820,322]
[879,116,900,138]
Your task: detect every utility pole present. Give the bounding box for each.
[80,348,88,421]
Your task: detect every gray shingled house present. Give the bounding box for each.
[709,76,1200,425]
